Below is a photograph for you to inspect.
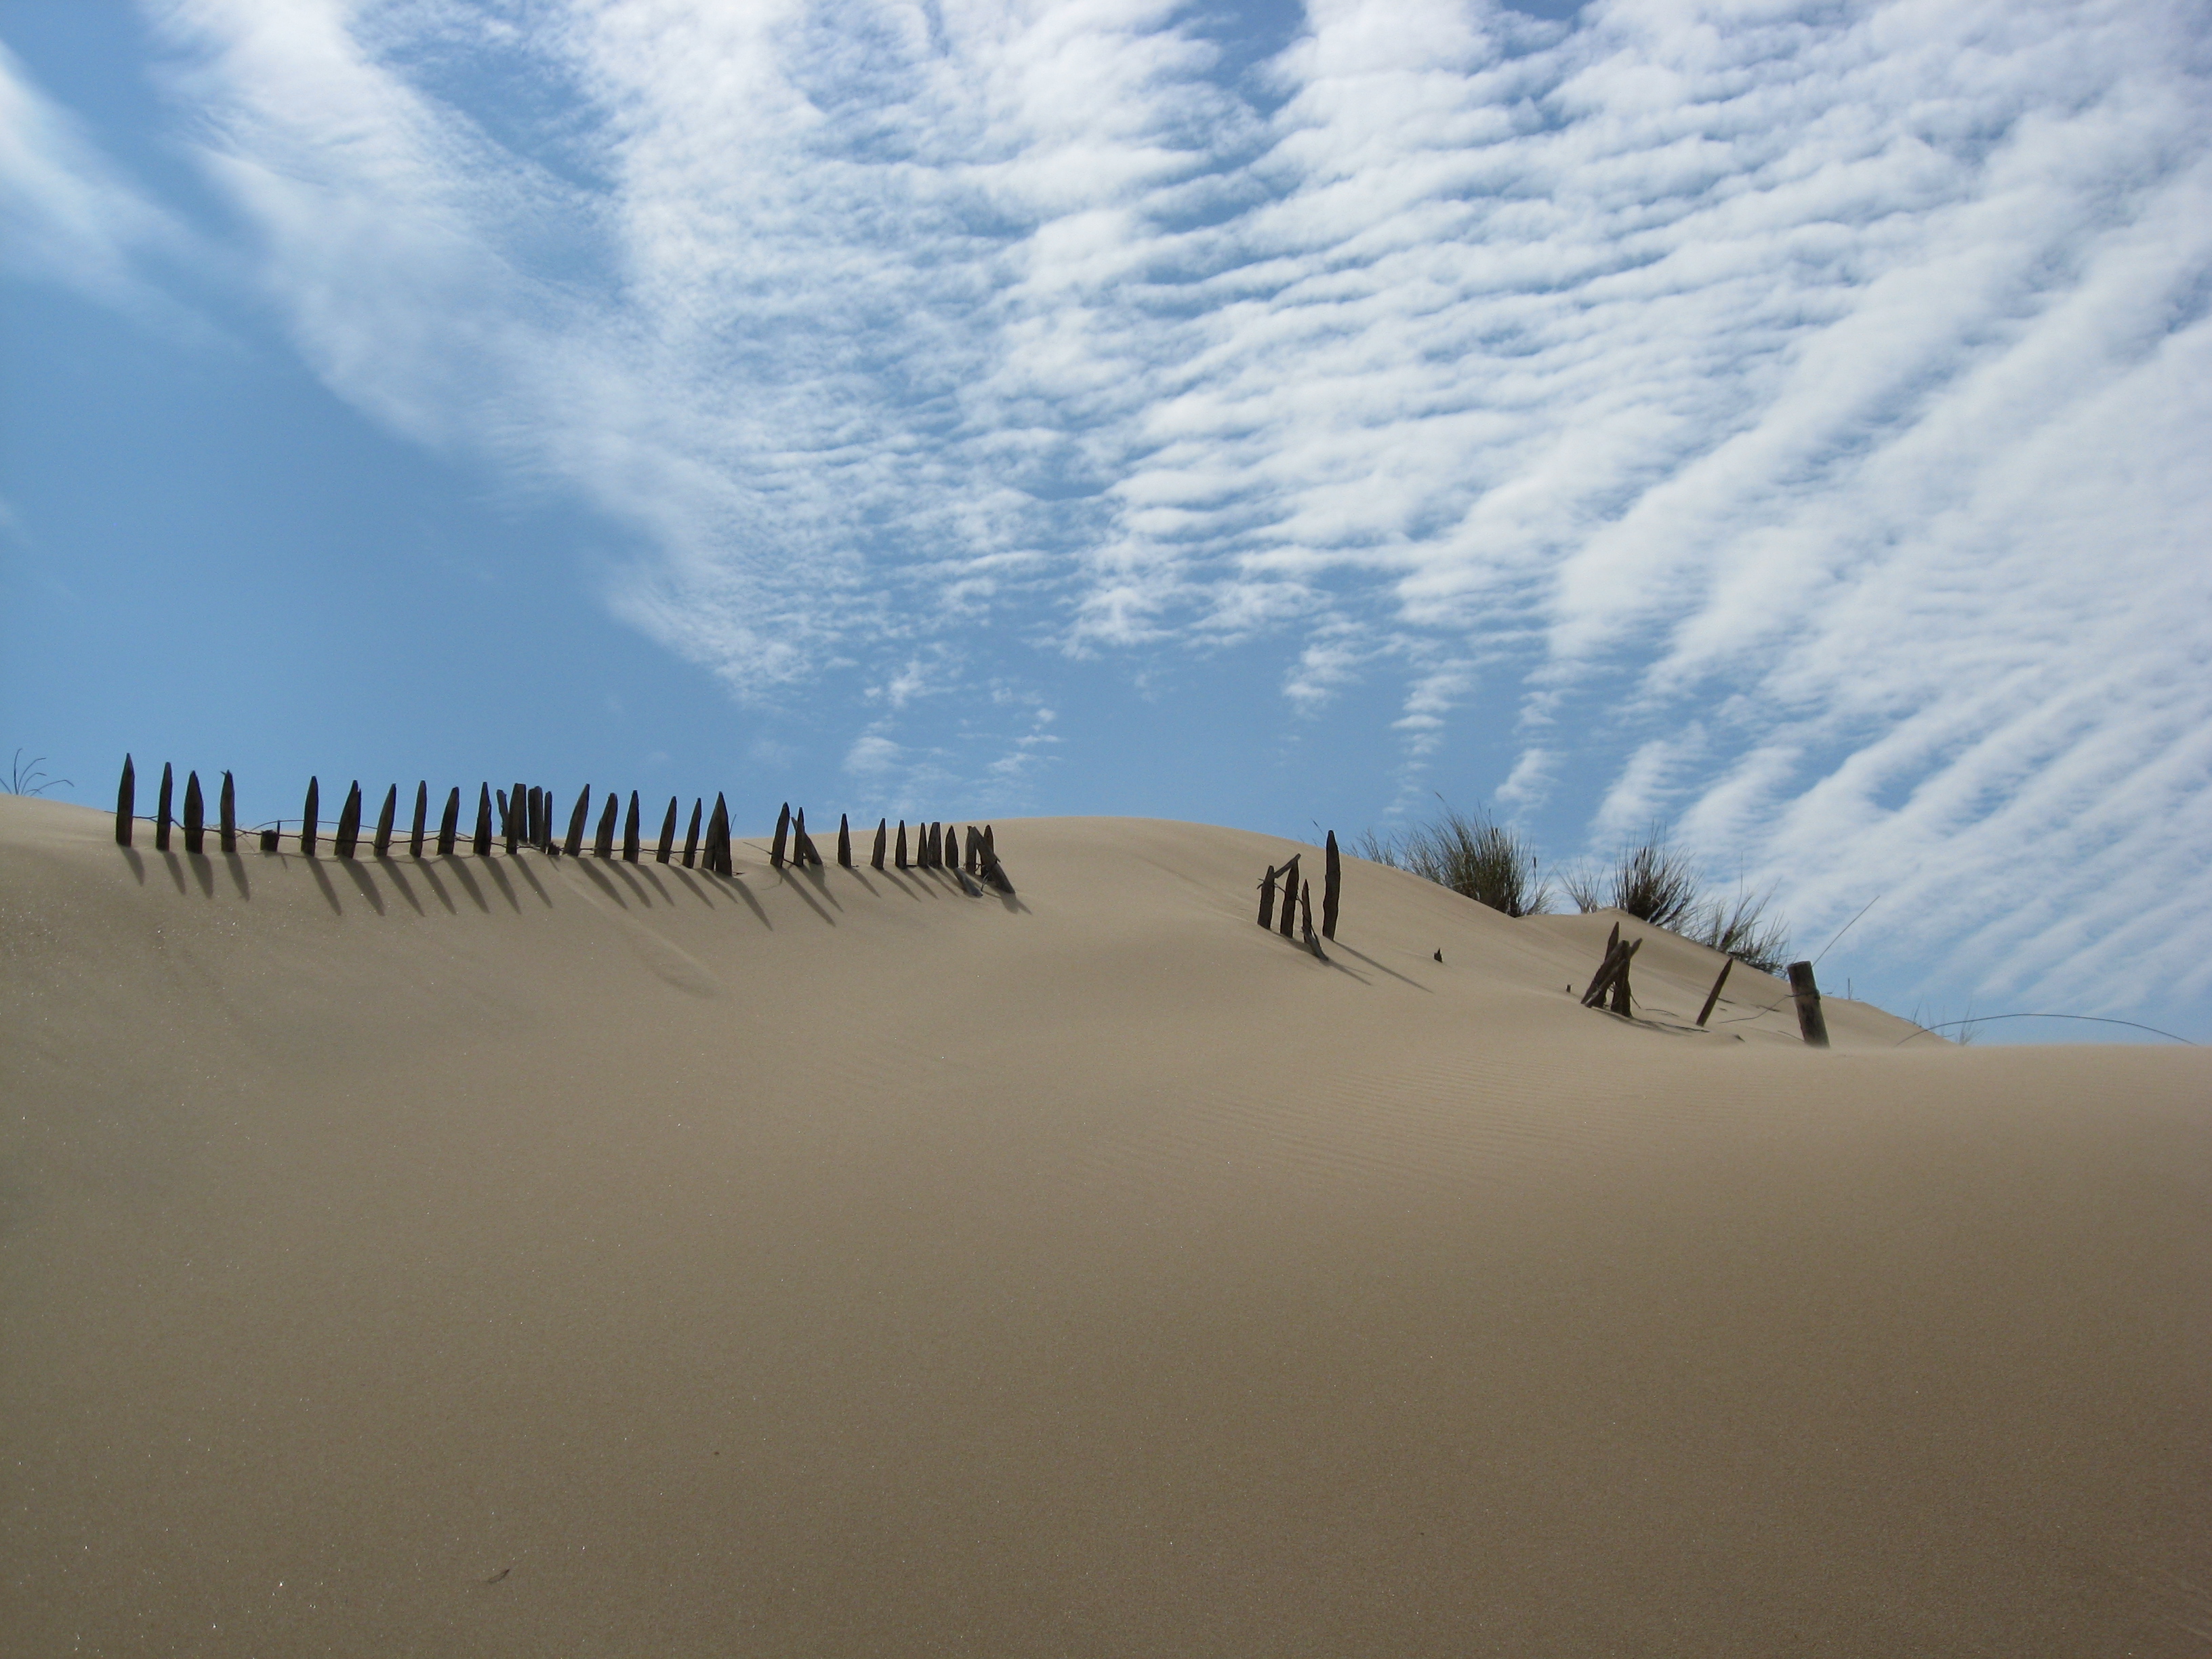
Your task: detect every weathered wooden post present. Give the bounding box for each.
[334,781,363,859]
[771,803,790,867]
[301,777,320,855]
[115,755,136,846]
[437,786,460,856]
[984,824,996,861]
[657,798,678,863]
[155,762,175,851]
[1322,830,1341,940]
[1696,958,1734,1027]
[182,771,205,855]
[1610,952,1633,1015]
[525,787,541,848]
[871,817,886,869]
[373,784,397,857]
[945,825,960,870]
[706,794,731,876]
[682,799,701,867]
[895,821,908,869]
[1581,936,1640,1008]
[593,792,617,857]
[930,822,944,868]
[1257,864,1279,928]
[622,791,642,862]
[411,782,428,857]
[260,828,279,852]
[509,782,527,855]
[1277,854,1300,938]
[562,789,589,857]
[472,785,494,856]
[219,771,237,853]
[1787,962,1830,1048]
[838,813,853,867]
[793,808,819,867]
[1300,878,1326,958]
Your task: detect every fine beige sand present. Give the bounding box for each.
[3,792,2207,1654]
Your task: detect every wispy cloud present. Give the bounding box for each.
[91,0,2212,1019]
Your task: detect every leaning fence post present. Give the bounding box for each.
[594,792,617,858]
[945,824,960,871]
[1322,832,1340,940]
[622,791,641,862]
[219,771,237,854]
[115,755,136,846]
[1696,958,1734,1027]
[336,781,363,859]
[411,782,428,858]
[1257,864,1279,929]
[437,786,459,855]
[1277,854,1300,938]
[1787,962,1830,1048]
[301,777,320,855]
[563,789,589,857]
[771,803,790,867]
[682,799,701,867]
[1300,878,1326,958]
[182,771,205,855]
[472,785,493,856]
[657,797,678,863]
[871,817,886,869]
[155,763,174,851]
[373,784,397,857]
[1610,951,1633,1015]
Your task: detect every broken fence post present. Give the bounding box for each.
[260,828,279,853]
[155,762,174,851]
[945,824,960,870]
[473,785,494,857]
[411,782,428,858]
[770,802,790,867]
[1322,831,1340,940]
[1257,864,1279,930]
[682,799,701,867]
[373,784,397,858]
[438,786,460,856]
[115,755,136,846]
[1696,958,1734,1027]
[563,788,589,858]
[1786,961,1830,1048]
[1610,951,1633,1016]
[527,786,543,848]
[219,771,237,854]
[1300,878,1326,958]
[182,771,205,855]
[871,817,886,870]
[509,783,527,855]
[1277,855,1300,939]
[301,776,320,855]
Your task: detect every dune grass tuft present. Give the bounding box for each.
[1356,803,1553,918]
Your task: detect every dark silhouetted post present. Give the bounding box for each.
[1277,854,1300,938]
[115,755,136,846]
[509,782,527,855]
[1696,958,1734,1027]
[182,771,205,855]
[838,814,852,867]
[1257,864,1278,929]
[706,794,731,876]
[623,792,641,862]
[411,782,428,857]
[527,787,543,848]
[945,825,960,870]
[472,785,493,856]
[1610,955,1632,1015]
[793,808,819,867]
[1787,962,1830,1048]
[871,818,887,869]
[594,792,617,857]
[373,784,397,857]
[1322,831,1341,941]
[563,789,589,857]
[895,821,908,869]
[155,762,174,851]
[335,782,363,859]
[260,829,279,852]
[302,777,320,855]
[438,786,460,856]
[1582,936,1639,1008]
[657,797,678,863]
[1300,878,1325,957]
[219,772,237,853]
[682,800,701,867]
[771,803,790,867]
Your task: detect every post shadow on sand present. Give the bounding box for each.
[221,851,251,900]
[306,858,343,915]
[437,855,491,914]
[340,859,386,916]
[376,857,425,915]
[1325,940,1432,993]
[774,867,837,927]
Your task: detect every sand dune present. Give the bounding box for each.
[3,792,2207,1654]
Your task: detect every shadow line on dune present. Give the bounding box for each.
[437,857,490,913]
[119,848,145,885]
[339,859,386,916]
[775,870,836,926]
[377,858,424,914]
[1328,941,1431,992]
[306,859,343,915]
[222,852,251,900]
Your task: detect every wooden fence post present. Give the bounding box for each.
[771,803,790,867]
[508,783,527,855]
[437,786,459,856]
[1322,831,1340,940]
[1257,864,1278,928]
[155,763,174,851]
[895,821,908,869]
[182,771,205,855]
[473,785,493,857]
[945,825,960,870]
[1696,958,1734,1027]
[593,792,617,858]
[706,794,731,876]
[411,782,428,857]
[373,784,397,857]
[657,797,678,863]
[622,791,641,862]
[335,782,362,859]
[1787,962,1830,1048]
[115,755,136,846]
[871,817,886,869]
[562,789,589,857]
[219,771,237,853]
[682,799,701,867]
[1277,855,1300,938]
[1300,878,1326,958]
[301,777,320,855]
[838,814,853,867]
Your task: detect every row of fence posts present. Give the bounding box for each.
[1579,924,1830,1046]
[1254,830,1340,960]
[109,756,1011,895]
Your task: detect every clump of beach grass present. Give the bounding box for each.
[1355,802,1553,918]
[1565,825,1792,974]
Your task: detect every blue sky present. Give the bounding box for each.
[3,0,2208,1042]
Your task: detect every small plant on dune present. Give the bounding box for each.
[1567,826,1792,972]
[1356,800,1553,918]
[5,750,71,797]
[1693,882,1793,976]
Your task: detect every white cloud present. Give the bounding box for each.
[121,0,2212,1022]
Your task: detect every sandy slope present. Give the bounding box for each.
[2,792,2206,1656]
